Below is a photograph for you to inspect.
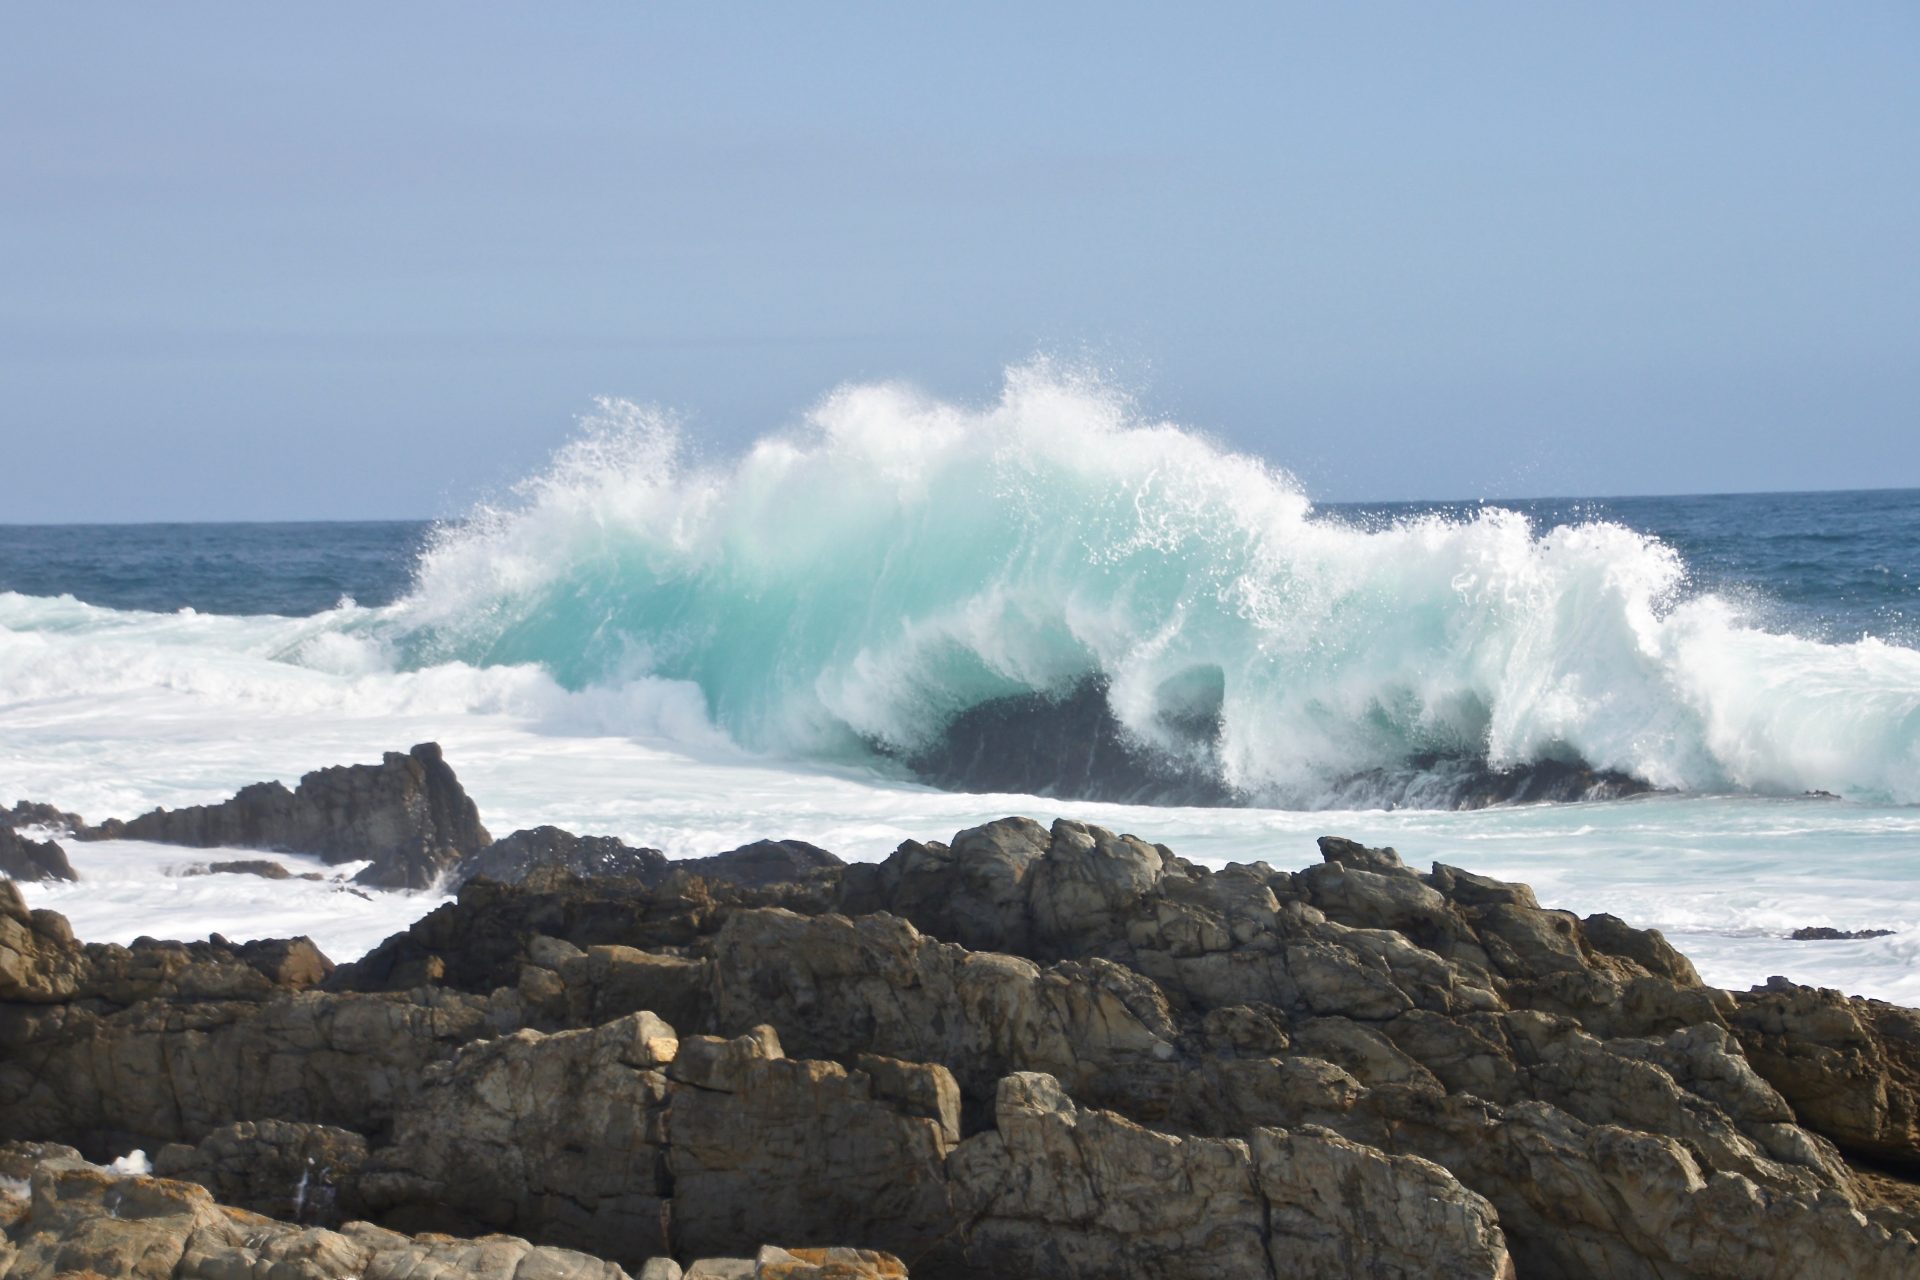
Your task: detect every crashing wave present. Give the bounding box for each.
[3,362,1917,808]
[374,363,1920,807]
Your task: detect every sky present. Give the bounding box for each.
[3,4,1917,522]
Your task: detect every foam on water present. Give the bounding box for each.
[2,364,1917,996]
[9,365,1918,806]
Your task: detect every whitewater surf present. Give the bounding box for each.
[2,364,1917,997]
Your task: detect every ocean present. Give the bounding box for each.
[3,373,1917,999]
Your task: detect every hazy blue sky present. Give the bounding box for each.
[4,4,1917,521]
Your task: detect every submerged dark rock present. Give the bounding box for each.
[1316,751,1655,809]
[900,677,1240,806]
[893,675,1654,810]
[77,742,489,890]
[0,826,75,883]
[1792,926,1898,940]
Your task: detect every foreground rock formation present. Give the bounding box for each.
[5,803,1920,1277]
[0,1142,903,1280]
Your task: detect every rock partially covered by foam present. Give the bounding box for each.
[0,826,75,883]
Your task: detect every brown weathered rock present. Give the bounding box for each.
[1731,976,1920,1168]
[7,814,1920,1278]
[948,1071,1513,1278]
[0,1145,636,1279]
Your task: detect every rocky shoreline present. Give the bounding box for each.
[4,747,1919,1277]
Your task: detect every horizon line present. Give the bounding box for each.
[3,482,1917,528]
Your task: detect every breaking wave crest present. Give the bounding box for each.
[3,364,1916,808]
[379,363,1919,806]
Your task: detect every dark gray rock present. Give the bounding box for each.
[674,839,843,887]
[0,826,76,882]
[454,826,668,888]
[80,742,489,890]
[1792,926,1897,941]
[1,799,87,833]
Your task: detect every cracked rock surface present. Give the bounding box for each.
[6,811,1920,1277]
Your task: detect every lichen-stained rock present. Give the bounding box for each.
[1730,976,1920,1167]
[0,1146,637,1279]
[751,1245,908,1279]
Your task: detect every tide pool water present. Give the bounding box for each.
[2,366,1916,997]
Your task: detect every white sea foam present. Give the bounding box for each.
[2,364,1918,998]
[108,1150,152,1178]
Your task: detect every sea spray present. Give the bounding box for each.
[389,363,1920,805]
[2,363,1917,805]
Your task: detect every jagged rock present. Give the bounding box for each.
[1730,977,1920,1169]
[1792,926,1897,940]
[664,1029,958,1267]
[0,825,76,883]
[359,1012,679,1261]
[79,742,489,890]
[948,1071,1512,1278]
[709,907,1182,1118]
[7,815,1920,1278]
[0,881,85,1001]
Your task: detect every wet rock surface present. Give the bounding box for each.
[6,794,1920,1275]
